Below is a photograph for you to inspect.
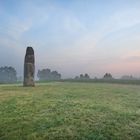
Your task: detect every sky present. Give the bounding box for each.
[0,0,140,78]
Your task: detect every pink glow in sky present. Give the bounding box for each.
[0,0,140,78]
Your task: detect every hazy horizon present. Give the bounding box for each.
[0,0,140,78]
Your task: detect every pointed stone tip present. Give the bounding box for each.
[26,46,34,55]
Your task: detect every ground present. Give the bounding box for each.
[0,82,140,140]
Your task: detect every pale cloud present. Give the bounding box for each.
[5,19,32,40]
[1,1,140,78]
[112,9,140,28]
[96,8,140,40]
[0,1,50,40]
[126,56,140,62]
[122,50,140,62]
[64,15,86,33]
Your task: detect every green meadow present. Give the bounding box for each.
[0,82,140,140]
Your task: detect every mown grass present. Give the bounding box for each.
[0,82,140,140]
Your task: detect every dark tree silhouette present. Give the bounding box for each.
[37,69,51,81]
[75,73,90,80]
[84,73,90,79]
[51,71,61,80]
[103,73,113,79]
[37,68,61,81]
[0,66,17,83]
[80,74,84,79]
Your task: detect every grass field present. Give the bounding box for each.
[0,82,140,140]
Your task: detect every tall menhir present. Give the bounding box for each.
[23,47,35,86]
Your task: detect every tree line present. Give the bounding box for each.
[37,69,61,81]
[0,66,62,83]
[0,66,17,83]
[0,66,138,83]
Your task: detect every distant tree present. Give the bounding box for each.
[121,75,136,80]
[51,71,61,80]
[74,76,79,80]
[37,69,51,81]
[84,73,90,79]
[37,68,61,81]
[94,77,98,80]
[0,66,17,83]
[75,73,90,80]
[103,73,113,79]
[80,74,84,79]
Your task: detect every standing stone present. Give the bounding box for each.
[23,47,35,86]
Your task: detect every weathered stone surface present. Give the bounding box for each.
[23,47,35,86]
